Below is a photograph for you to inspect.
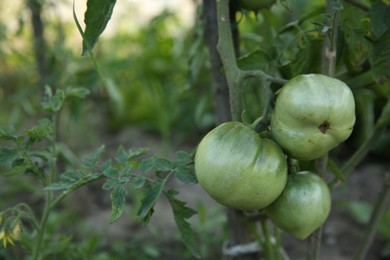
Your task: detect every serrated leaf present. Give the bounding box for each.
[164,189,200,258]
[174,166,198,184]
[370,28,390,85]
[175,151,191,162]
[0,127,17,142]
[60,170,84,183]
[291,38,322,76]
[82,145,105,171]
[109,186,127,224]
[132,176,146,189]
[237,50,269,71]
[128,147,148,160]
[65,87,91,98]
[102,178,120,190]
[154,158,173,172]
[370,3,390,39]
[41,86,66,113]
[26,119,53,142]
[0,147,19,165]
[137,178,168,225]
[82,0,117,55]
[139,158,155,173]
[119,165,133,177]
[103,167,119,178]
[6,162,33,177]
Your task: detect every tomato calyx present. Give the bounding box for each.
[318,121,330,134]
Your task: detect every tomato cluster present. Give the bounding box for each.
[194,74,356,239]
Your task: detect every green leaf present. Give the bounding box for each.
[82,0,117,55]
[26,119,53,142]
[137,178,168,225]
[0,147,19,165]
[154,158,173,172]
[60,170,85,183]
[82,145,105,171]
[291,38,323,76]
[132,175,146,188]
[164,189,200,258]
[116,146,147,164]
[6,162,33,176]
[65,87,91,98]
[102,178,120,190]
[377,97,390,128]
[370,28,390,85]
[175,151,192,162]
[109,186,127,224]
[347,201,372,224]
[139,158,155,173]
[0,127,17,142]
[370,3,390,39]
[237,50,270,71]
[41,86,66,113]
[103,167,119,178]
[174,165,198,184]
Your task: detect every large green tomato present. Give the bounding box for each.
[271,74,356,161]
[239,0,276,11]
[194,122,287,210]
[265,171,331,240]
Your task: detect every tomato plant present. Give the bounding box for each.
[195,121,287,210]
[271,74,356,161]
[265,171,331,240]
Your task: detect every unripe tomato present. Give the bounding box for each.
[265,171,331,240]
[195,122,287,210]
[271,74,356,161]
[239,0,276,11]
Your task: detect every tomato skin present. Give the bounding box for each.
[195,121,287,210]
[265,171,331,240]
[239,0,276,11]
[271,74,356,161]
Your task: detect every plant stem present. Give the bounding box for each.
[307,1,341,259]
[260,218,275,260]
[31,115,58,260]
[354,182,390,260]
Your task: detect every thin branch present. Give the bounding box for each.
[354,181,390,260]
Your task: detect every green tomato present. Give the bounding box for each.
[194,121,287,210]
[239,0,276,11]
[271,74,356,161]
[265,171,331,240]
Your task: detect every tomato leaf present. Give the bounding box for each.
[109,185,127,224]
[41,86,66,113]
[137,178,169,226]
[164,189,200,258]
[370,3,390,39]
[0,127,17,142]
[82,0,117,55]
[65,87,91,99]
[0,147,19,165]
[25,119,53,143]
[81,145,105,171]
[174,165,198,184]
